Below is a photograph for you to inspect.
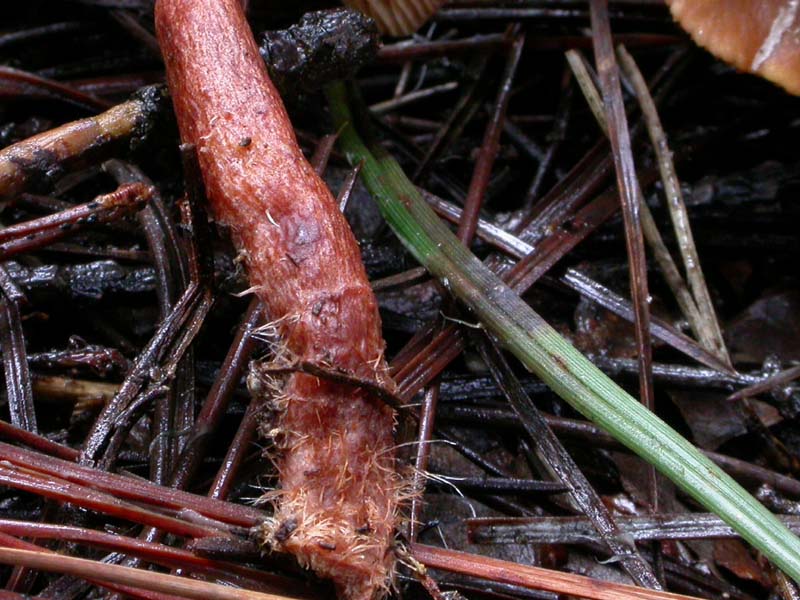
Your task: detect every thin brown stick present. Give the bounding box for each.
[255,359,406,412]
[0,531,178,600]
[209,394,262,500]
[0,273,35,433]
[171,298,263,490]
[309,133,339,174]
[337,162,363,213]
[370,81,459,114]
[371,266,428,292]
[32,375,119,412]
[588,2,656,419]
[468,513,800,544]
[0,420,79,460]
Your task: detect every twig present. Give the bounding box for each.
[561,268,731,374]
[309,133,339,174]
[412,54,492,182]
[370,81,459,114]
[0,531,183,600]
[378,33,506,62]
[0,521,294,592]
[439,403,800,497]
[569,44,714,381]
[336,162,363,213]
[427,474,567,495]
[478,338,658,586]
[80,181,214,469]
[255,359,405,412]
[171,299,263,490]
[567,47,722,371]
[32,375,119,410]
[0,420,79,460]
[522,68,572,208]
[208,392,263,501]
[565,50,606,133]
[110,9,161,56]
[409,385,440,540]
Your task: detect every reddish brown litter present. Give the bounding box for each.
[667,0,800,95]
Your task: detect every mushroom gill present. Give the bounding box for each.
[342,0,446,36]
[667,0,800,95]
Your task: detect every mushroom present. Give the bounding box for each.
[667,0,800,95]
[341,0,446,36]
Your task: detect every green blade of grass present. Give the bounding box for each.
[325,80,800,583]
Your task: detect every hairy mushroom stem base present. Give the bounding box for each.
[154,0,401,597]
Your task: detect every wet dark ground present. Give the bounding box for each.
[0,1,799,598]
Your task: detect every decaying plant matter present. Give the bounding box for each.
[2,1,800,599]
[0,86,167,201]
[342,0,446,37]
[154,0,399,598]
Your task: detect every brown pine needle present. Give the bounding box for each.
[31,375,120,412]
[411,544,702,600]
[0,546,296,600]
[616,44,731,367]
[637,199,709,347]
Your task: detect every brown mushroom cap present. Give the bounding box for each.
[342,0,446,36]
[667,0,800,95]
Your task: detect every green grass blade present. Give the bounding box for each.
[325,80,800,582]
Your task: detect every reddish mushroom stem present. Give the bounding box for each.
[154,1,399,598]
